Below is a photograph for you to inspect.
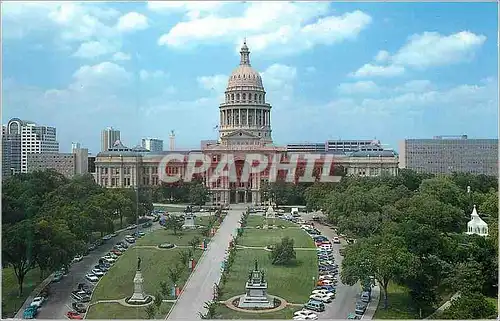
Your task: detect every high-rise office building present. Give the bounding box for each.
[2,118,59,175]
[101,127,121,152]
[141,138,163,152]
[399,135,498,176]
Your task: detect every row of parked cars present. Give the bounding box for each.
[292,224,339,320]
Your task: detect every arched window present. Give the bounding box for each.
[231,93,234,101]
[254,93,257,102]
[242,93,246,101]
[236,93,240,101]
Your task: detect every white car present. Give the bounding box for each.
[318,260,334,265]
[102,256,116,263]
[293,316,318,320]
[85,274,99,282]
[311,290,335,299]
[91,269,105,277]
[320,244,332,250]
[30,296,44,308]
[72,255,83,263]
[107,252,118,259]
[319,274,337,281]
[309,293,332,303]
[293,309,317,318]
[333,237,340,244]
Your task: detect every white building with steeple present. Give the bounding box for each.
[466,205,489,237]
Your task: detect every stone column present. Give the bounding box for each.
[107,168,112,187]
[246,108,249,127]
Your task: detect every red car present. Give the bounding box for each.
[111,249,122,256]
[66,311,83,319]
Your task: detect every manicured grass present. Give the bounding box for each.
[91,247,203,302]
[239,228,315,248]
[246,215,298,228]
[214,304,297,319]
[135,228,208,246]
[373,282,419,319]
[220,249,317,304]
[196,215,225,227]
[154,205,187,213]
[86,302,173,319]
[486,296,498,312]
[1,267,42,318]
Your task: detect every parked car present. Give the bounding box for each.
[102,235,112,241]
[315,285,336,293]
[101,256,116,264]
[332,236,341,244]
[311,289,335,299]
[319,274,337,281]
[71,290,87,301]
[111,249,122,256]
[30,296,45,308]
[76,283,92,295]
[66,311,83,319]
[106,252,118,259]
[361,291,371,303]
[347,312,361,319]
[85,274,99,282]
[52,272,63,282]
[309,293,332,303]
[317,279,334,286]
[125,237,135,244]
[142,221,153,228]
[355,303,366,315]
[110,232,118,237]
[23,306,38,319]
[72,302,87,313]
[95,264,109,272]
[303,300,325,312]
[293,309,318,319]
[72,255,84,263]
[88,244,97,251]
[91,269,105,277]
[127,224,137,230]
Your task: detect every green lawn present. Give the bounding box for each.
[135,228,209,246]
[196,215,224,227]
[220,249,317,304]
[86,302,173,319]
[154,205,187,213]
[373,282,419,319]
[239,228,314,248]
[486,296,498,313]
[214,304,297,319]
[91,247,203,302]
[2,267,43,318]
[246,216,297,228]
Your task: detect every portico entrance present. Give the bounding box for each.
[229,189,253,204]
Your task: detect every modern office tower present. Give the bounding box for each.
[2,125,12,179]
[169,131,176,151]
[399,135,498,176]
[72,142,81,151]
[141,138,164,152]
[101,127,121,152]
[286,140,380,153]
[27,147,89,178]
[3,118,59,174]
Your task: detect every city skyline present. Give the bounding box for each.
[2,2,498,154]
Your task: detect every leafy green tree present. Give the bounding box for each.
[165,216,184,235]
[154,291,163,308]
[189,236,201,252]
[199,301,217,319]
[419,177,463,208]
[188,182,209,206]
[341,234,416,309]
[144,304,157,319]
[167,264,183,287]
[2,220,36,296]
[178,249,193,268]
[441,293,496,319]
[270,237,296,266]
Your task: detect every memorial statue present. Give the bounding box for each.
[261,271,265,283]
[248,270,253,282]
[137,257,141,271]
[254,260,258,271]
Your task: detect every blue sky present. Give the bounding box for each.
[2,1,498,154]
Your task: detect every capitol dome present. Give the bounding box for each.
[227,41,264,89]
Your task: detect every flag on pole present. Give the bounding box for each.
[213,125,219,130]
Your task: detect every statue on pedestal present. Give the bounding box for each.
[137,257,141,271]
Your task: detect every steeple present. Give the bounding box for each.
[240,38,251,66]
[471,204,479,217]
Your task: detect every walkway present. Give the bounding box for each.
[425,292,460,319]
[166,205,246,320]
[361,282,380,320]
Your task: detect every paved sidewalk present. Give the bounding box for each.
[167,206,245,320]
[425,292,460,319]
[362,283,381,320]
[14,272,55,319]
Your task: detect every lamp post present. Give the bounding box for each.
[467,185,473,215]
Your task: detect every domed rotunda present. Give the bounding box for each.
[219,40,273,145]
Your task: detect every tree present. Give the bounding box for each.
[188,236,201,252]
[144,304,157,319]
[441,293,496,319]
[154,291,163,308]
[188,182,209,206]
[164,216,184,235]
[270,237,296,265]
[178,249,193,268]
[159,281,169,297]
[199,301,217,319]
[167,264,183,287]
[341,234,416,309]
[2,220,36,296]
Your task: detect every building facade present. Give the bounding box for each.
[26,147,89,178]
[101,127,121,152]
[142,138,164,152]
[2,118,59,176]
[399,135,498,176]
[95,42,399,204]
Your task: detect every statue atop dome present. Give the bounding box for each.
[240,39,251,66]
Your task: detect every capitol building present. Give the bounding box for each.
[95,42,399,205]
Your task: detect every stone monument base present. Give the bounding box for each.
[237,295,274,308]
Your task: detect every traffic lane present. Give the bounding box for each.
[312,222,360,319]
[36,226,144,319]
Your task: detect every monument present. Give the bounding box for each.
[127,257,151,304]
[238,260,273,308]
[183,206,196,229]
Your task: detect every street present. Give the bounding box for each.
[301,213,360,319]
[34,224,160,319]
[167,205,245,320]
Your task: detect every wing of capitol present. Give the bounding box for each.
[95,41,399,205]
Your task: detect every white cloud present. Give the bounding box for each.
[112,51,131,61]
[337,81,380,94]
[147,1,225,19]
[73,41,117,59]
[394,80,434,93]
[197,74,228,93]
[139,70,168,81]
[350,64,405,78]
[158,2,371,56]
[350,30,487,78]
[374,50,390,63]
[261,64,297,90]
[116,12,149,32]
[392,31,486,69]
[69,61,132,91]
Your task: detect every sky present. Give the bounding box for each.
[2,1,498,154]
